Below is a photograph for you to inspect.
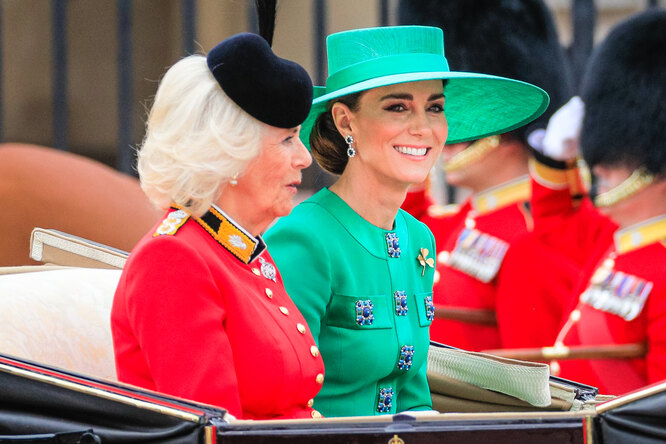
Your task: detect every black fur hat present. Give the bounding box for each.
[580,9,666,175]
[206,33,313,129]
[398,0,572,143]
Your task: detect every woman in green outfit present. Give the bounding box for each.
[264,25,548,417]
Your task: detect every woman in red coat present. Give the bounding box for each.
[111,32,325,420]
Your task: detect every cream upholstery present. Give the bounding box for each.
[0,267,121,380]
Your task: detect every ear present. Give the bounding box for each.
[331,102,354,137]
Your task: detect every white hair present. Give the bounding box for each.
[137,54,265,217]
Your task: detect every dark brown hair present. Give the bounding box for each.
[310,92,363,175]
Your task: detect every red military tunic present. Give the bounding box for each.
[495,160,615,348]
[112,205,325,419]
[515,157,666,395]
[403,176,532,351]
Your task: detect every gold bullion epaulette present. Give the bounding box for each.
[153,208,190,237]
[448,227,509,283]
[427,203,460,219]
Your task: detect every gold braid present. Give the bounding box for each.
[443,135,501,172]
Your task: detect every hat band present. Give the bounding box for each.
[326,54,449,94]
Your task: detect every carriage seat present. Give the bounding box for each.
[0,266,121,381]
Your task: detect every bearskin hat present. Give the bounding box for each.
[580,9,666,176]
[398,0,572,143]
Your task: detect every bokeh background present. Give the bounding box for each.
[0,0,663,197]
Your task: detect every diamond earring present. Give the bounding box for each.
[345,135,356,158]
[230,172,239,186]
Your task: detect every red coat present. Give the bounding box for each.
[403,176,532,351]
[513,157,666,395]
[111,206,325,419]
[494,165,615,348]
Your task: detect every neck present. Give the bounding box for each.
[214,190,271,237]
[473,167,530,195]
[460,142,530,194]
[604,180,666,229]
[329,168,407,230]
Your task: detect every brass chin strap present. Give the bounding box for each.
[594,167,655,207]
[443,135,501,172]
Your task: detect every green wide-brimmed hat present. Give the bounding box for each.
[300,25,549,148]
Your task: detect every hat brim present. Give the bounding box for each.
[300,71,549,149]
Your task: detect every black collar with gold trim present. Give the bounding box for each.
[180,204,265,264]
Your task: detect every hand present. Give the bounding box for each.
[528,96,585,161]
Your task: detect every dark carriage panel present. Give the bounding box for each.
[0,355,225,444]
[216,412,587,443]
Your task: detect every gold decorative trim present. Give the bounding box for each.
[472,175,530,215]
[595,168,655,207]
[194,204,260,264]
[596,380,666,413]
[614,214,666,254]
[529,158,569,189]
[443,135,500,172]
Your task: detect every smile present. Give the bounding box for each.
[394,146,428,157]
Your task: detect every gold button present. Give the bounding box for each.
[307,398,314,407]
[550,361,561,376]
[311,409,322,418]
[297,323,306,334]
[279,306,289,316]
[265,288,273,299]
[251,268,261,276]
[437,251,450,264]
[310,345,319,357]
[315,373,324,384]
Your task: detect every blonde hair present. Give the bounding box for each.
[138,55,265,217]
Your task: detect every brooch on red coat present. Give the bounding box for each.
[417,248,434,276]
[259,257,276,282]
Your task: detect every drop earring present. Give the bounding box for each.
[345,135,356,158]
[230,173,239,186]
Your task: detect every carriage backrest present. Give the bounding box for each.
[0,266,120,380]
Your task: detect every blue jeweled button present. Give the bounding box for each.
[355,300,374,326]
[385,233,401,258]
[397,345,414,371]
[394,290,408,316]
[377,387,394,413]
[425,294,435,321]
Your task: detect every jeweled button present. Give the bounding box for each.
[297,323,306,334]
[550,361,561,376]
[311,346,319,357]
[311,409,323,418]
[251,268,261,276]
[465,218,476,229]
[307,399,314,407]
[265,288,273,299]
[279,306,289,316]
[315,373,324,384]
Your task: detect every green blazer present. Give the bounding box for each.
[265,188,435,417]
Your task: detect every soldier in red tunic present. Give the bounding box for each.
[398,0,572,350]
[111,32,326,419]
[500,10,666,395]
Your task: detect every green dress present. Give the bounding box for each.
[265,188,435,417]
